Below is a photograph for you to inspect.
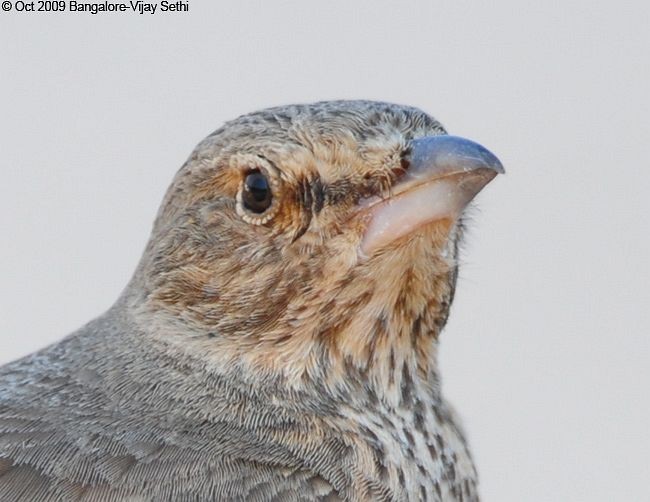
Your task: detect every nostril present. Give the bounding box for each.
[391,148,412,180]
[400,149,411,171]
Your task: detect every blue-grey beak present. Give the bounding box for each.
[406,135,504,181]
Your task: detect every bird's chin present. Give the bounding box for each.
[358,169,497,257]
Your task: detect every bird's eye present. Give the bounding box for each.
[242,170,272,213]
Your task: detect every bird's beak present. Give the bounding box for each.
[359,135,504,256]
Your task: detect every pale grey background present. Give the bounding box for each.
[1,1,648,500]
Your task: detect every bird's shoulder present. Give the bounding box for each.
[0,321,346,501]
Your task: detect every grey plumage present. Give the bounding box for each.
[0,306,346,500]
[0,101,501,501]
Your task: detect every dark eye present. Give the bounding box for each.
[242,170,272,213]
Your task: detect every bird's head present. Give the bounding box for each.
[129,101,502,398]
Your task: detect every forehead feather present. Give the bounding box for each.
[192,101,444,175]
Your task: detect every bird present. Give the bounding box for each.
[0,100,503,501]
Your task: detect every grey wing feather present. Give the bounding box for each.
[0,313,345,501]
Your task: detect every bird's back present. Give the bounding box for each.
[0,310,353,501]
